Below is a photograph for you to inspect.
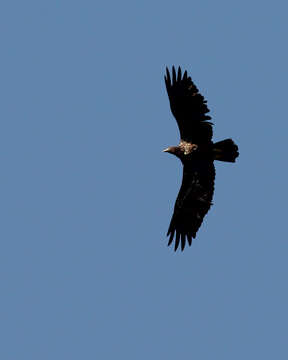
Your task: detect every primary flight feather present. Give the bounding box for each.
[163,66,239,251]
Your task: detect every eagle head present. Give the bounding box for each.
[162,146,183,158]
[163,142,198,159]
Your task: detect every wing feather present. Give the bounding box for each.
[167,161,215,251]
[165,66,213,143]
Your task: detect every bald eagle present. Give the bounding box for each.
[164,66,239,251]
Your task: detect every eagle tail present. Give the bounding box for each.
[213,139,239,162]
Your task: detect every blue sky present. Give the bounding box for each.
[1,1,287,359]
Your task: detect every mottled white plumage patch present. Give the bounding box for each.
[179,140,198,155]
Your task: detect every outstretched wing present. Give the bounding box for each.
[165,66,213,144]
[167,160,215,251]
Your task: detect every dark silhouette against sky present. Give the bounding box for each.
[164,66,238,250]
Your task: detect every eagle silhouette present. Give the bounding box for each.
[164,66,239,251]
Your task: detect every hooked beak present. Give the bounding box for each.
[162,147,170,153]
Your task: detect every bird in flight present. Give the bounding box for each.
[163,66,239,251]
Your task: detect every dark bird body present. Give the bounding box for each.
[164,66,239,251]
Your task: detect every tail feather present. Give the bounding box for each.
[213,139,239,162]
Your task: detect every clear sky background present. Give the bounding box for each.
[1,1,287,359]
